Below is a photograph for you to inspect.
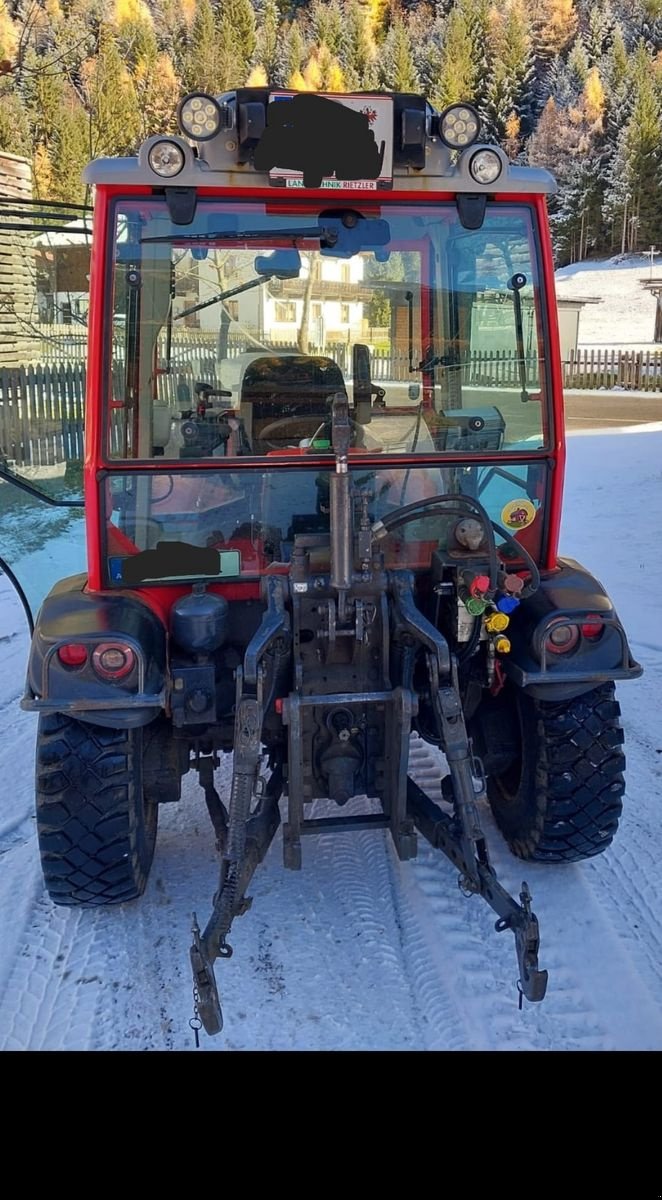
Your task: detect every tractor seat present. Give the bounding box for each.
[240,354,347,452]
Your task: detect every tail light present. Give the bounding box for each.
[57,643,88,667]
[91,642,136,680]
[545,621,580,655]
[581,614,604,641]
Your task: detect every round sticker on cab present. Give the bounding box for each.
[501,498,537,530]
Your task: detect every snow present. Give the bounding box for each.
[556,253,662,350]
[0,423,661,1050]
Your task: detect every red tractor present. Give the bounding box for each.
[1,90,641,1036]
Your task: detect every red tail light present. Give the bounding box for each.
[91,642,135,680]
[581,614,604,641]
[57,643,88,667]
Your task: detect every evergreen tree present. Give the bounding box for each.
[222,0,257,70]
[605,42,662,249]
[483,0,533,141]
[566,38,590,94]
[459,0,493,116]
[307,0,343,59]
[81,23,141,157]
[582,1,616,65]
[113,0,158,73]
[134,50,180,140]
[50,91,89,203]
[153,0,197,73]
[281,19,307,88]
[183,0,220,92]
[256,0,280,82]
[432,6,476,110]
[341,0,377,89]
[409,10,444,100]
[379,14,418,92]
[0,82,31,156]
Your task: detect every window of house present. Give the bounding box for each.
[340,303,350,323]
[275,301,296,322]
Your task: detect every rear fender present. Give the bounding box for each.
[22,574,168,728]
[504,558,642,702]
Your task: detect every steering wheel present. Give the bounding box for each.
[258,415,383,452]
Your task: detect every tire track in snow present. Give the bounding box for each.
[0,871,106,1052]
[2,734,662,1050]
[400,737,662,1050]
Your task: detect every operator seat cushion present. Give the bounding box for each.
[240,354,346,451]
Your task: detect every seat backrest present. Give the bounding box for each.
[240,354,346,451]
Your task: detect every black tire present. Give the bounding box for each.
[484,682,626,863]
[36,713,158,905]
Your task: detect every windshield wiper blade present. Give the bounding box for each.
[175,274,268,321]
[141,226,324,244]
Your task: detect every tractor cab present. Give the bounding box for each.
[1,88,641,1039]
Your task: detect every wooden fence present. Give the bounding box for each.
[2,346,662,469]
[563,347,662,391]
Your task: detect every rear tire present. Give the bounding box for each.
[36,713,158,905]
[484,682,626,863]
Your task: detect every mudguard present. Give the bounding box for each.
[21,574,167,728]
[503,558,642,701]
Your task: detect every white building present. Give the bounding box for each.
[194,253,366,350]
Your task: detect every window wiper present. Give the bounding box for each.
[175,273,270,321]
[507,272,531,403]
[142,227,325,245]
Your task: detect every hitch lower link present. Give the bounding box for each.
[189,687,284,1039]
[407,653,548,1005]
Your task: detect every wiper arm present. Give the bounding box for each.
[142,226,324,245]
[175,273,270,321]
[507,272,531,403]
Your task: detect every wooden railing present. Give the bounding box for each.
[2,346,661,469]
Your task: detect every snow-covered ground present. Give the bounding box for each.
[0,423,661,1051]
[556,253,662,350]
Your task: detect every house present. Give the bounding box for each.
[33,222,91,324]
[194,254,368,351]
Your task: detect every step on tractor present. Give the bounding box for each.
[0,90,642,1037]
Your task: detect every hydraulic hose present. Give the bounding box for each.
[373,493,500,591]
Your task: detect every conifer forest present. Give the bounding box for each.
[1,0,661,263]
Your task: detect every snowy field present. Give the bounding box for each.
[0,422,661,1051]
[556,253,662,350]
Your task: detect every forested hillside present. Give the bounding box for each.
[1,0,662,263]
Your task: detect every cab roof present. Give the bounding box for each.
[84,88,556,197]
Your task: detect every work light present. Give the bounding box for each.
[179,93,223,141]
[147,140,186,177]
[438,103,480,149]
[468,148,502,185]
